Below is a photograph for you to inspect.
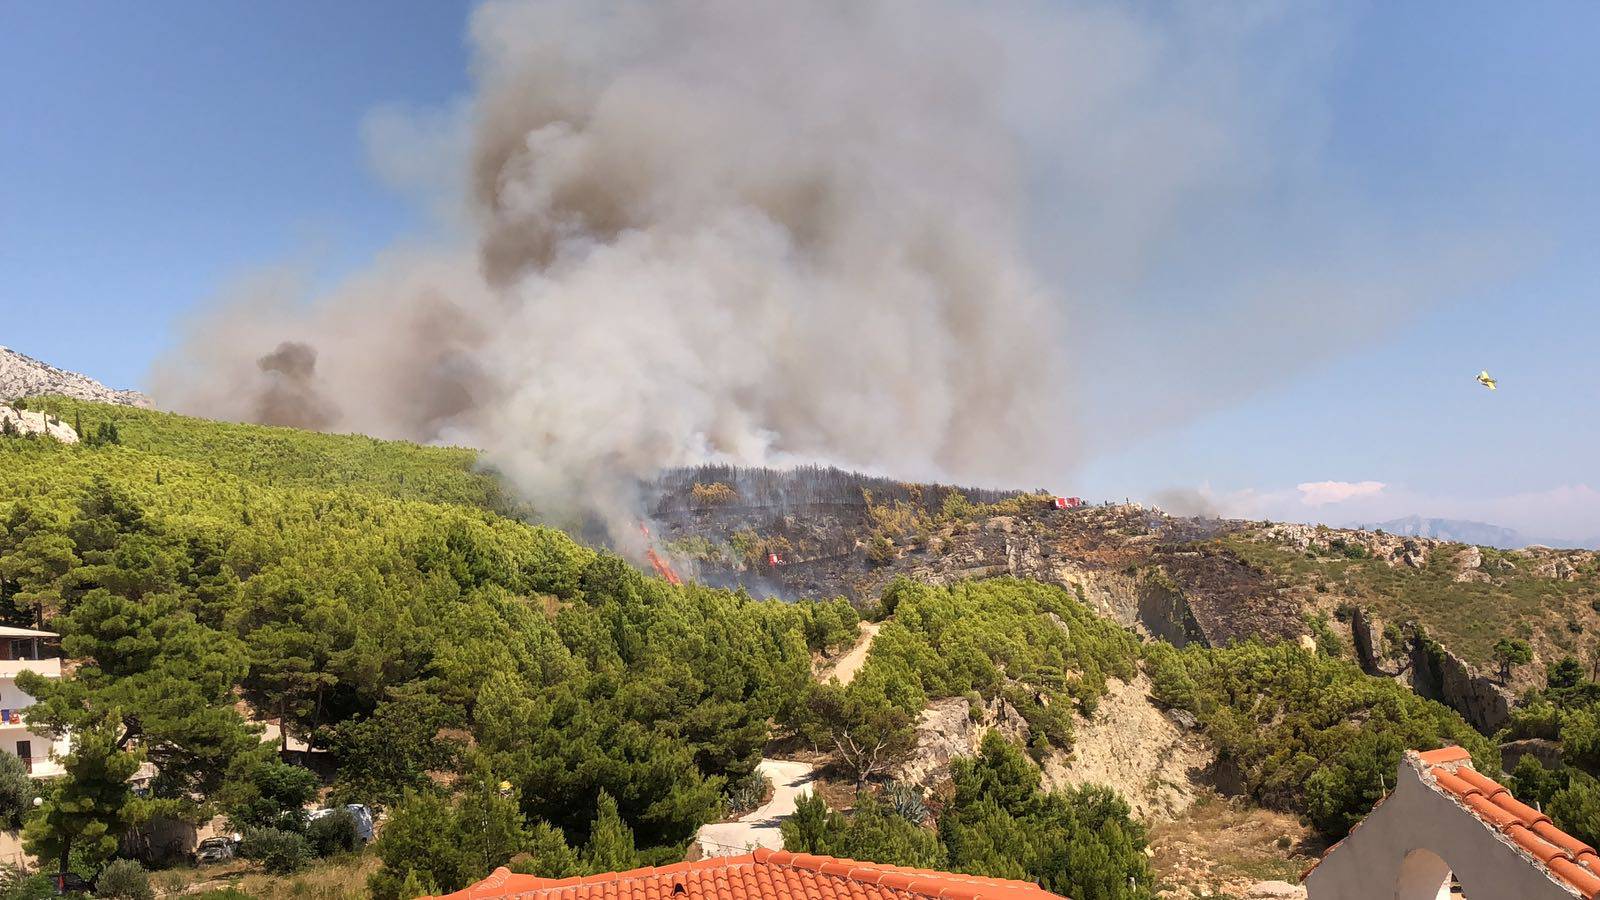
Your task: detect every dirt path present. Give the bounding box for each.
[819,621,881,685]
[695,759,816,857]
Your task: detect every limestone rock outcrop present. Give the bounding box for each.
[0,345,151,407]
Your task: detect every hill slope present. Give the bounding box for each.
[656,467,1597,729]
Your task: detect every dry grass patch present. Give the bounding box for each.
[1148,793,1320,900]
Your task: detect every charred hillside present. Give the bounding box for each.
[648,466,1304,648]
[650,466,1600,725]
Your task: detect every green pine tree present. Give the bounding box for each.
[582,791,637,874]
[457,756,527,882]
[23,711,143,877]
[514,822,581,878]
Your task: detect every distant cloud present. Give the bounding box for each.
[1296,480,1387,506]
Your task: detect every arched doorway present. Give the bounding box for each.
[1396,847,1466,899]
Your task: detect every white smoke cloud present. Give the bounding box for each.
[151,0,1514,545]
[154,0,1072,537]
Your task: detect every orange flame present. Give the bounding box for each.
[638,522,683,586]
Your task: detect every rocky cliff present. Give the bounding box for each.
[0,345,151,407]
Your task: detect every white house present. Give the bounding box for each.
[1304,747,1600,899]
[0,627,70,778]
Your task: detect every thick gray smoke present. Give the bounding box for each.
[154,0,1068,536]
[155,0,1501,542]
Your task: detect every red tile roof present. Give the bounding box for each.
[1421,746,1600,899]
[428,848,1064,900]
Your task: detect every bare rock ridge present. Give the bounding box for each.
[0,345,151,407]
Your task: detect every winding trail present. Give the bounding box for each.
[820,621,881,686]
[696,759,816,857]
[692,621,880,857]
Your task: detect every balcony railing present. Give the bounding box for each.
[19,756,62,777]
[0,658,60,678]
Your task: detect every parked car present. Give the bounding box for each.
[307,804,375,843]
[195,833,242,864]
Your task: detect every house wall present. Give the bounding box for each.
[1305,760,1581,900]
[0,667,69,776]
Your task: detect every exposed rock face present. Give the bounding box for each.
[894,675,1211,822]
[1514,546,1591,581]
[1500,738,1562,773]
[0,405,78,443]
[894,695,1028,789]
[0,345,151,407]
[1410,637,1515,733]
[1041,674,1212,820]
[1349,606,1394,676]
[1258,522,1433,569]
[1452,546,1491,583]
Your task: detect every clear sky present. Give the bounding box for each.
[3,2,1597,543]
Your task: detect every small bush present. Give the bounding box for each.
[865,534,895,566]
[0,866,58,900]
[95,860,152,900]
[882,782,928,826]
[1143,642,1199,713]
[240,827,312,875]
[726,772,771,817]
[306,810,360,858]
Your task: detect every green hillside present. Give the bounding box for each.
[10,397,512,511]
[1220,530,1600,670]
[0,404,1514,898]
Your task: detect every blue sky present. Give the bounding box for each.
[3,2,1597,541]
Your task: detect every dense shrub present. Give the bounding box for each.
[306,810,360,858]
[1173,641,1497,839]
[1142,642,1198,713]
[0,868,59,900]
[240,828,312,875]
[94,860,152,900]
[220,755,319,833]
[782,734,1153,899]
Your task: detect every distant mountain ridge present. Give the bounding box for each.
[1356,514,1526,549]
[0,345,151,408]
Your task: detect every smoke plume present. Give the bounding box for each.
[154,0,1068,535]
[154,1,1502,542]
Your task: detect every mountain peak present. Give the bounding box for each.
[1356,514,1526,549]
[0,345,151,408]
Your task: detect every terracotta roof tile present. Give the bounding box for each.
[1534,820,1598,860]
[1416,746,1473,766]
[428,849,1061,900]
[1462,793,1523,831]
[1507,824,1567,864]
[1550,858,1600,897]
[1490,793,1552,828]
[1415,746,1600,899]
[1452,766,1510,800]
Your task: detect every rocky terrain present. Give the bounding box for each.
[0,344,151,407]
[0,404,79,442]
[653,466,1599,742]
[653,468,1306,648]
